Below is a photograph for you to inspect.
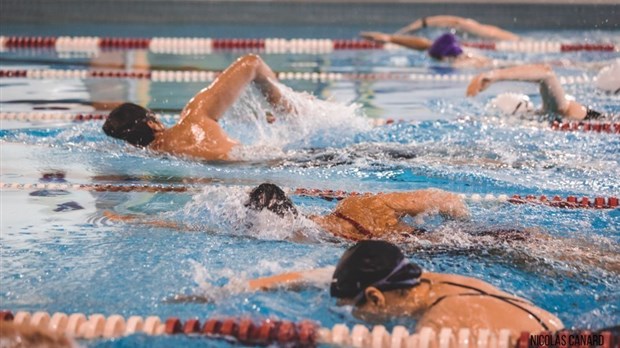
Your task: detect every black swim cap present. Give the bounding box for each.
[330,240,422,300]
[102,103,158,147]
[245,183,298,217]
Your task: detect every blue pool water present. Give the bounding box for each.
[1,24,619,346]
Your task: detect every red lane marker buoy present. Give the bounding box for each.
[516,331,530,348]
[0,311,14,321]
[220,318,238,337]
[237,318,255,342]
[183,318,201,334]
[164,317,183,335]
[202,319,222,335]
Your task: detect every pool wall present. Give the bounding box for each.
[1,0,618,30]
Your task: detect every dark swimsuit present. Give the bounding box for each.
[332,212,427,241]
[334,211,529,244]
[333,212,373,240]
[428,280,550,330]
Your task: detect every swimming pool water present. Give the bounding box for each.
[1,24,619,346]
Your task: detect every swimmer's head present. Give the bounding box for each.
[489,93,535,115]
[596,60,620,95]
[428,33,464,60]
[330,240,422,305]
[103,103,164,147]
[245,183,298,217]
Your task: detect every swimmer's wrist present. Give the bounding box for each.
[483,71,497,82]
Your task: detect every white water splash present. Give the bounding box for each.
[180,185,324,241]
[223,82,371,161]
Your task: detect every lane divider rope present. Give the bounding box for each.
[0,182,617,210]
[380,118,620,134]
[1,36,616,54]
[1,310,617,347]
[0,68,595,85]
[1,111,618,135]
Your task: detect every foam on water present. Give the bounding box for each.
[179,185,325,242]
[224,82,371,160]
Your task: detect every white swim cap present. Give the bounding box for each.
[489,93,535,115]
[596,60,620,94]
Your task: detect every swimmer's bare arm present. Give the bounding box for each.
[467,64,587,118]
[360,32,432,51]
[182,54,294,123]
[380,189,469,219]
[103,210,184,229]
[247,267,335,291]
[394,15,520,41]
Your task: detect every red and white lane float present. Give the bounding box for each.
[1,35,617,54]
[1,111,618,135]
[0,67,597,86]
[0,182,617,210]
[1,310,618,347]
[294,188,619,210]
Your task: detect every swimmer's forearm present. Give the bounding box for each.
[395,15,464,35]
[440,17,519,41]
[485,64,567,110]
[248,272,305,290]
[183,54,291,123]
[386,35,433,51]
[395,16,518,41]
[248,267,334,291]
[484,64,556,83]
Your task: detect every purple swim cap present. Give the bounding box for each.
[428,33,464,60]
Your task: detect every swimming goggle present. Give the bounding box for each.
[352,258,421,303]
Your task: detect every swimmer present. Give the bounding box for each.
[104,184,467,238]
[467,64,605,120]
[102,54,296,161]
[394,15,520,41]
[104,183,619,274]
[247,240,565,337]
[360,31,491,68]
[361,16,519,67]
[244,184,468,240]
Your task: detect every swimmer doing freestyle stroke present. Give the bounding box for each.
[467,64,608,120]
[194,241,565,338]
[103,54,311,161]
[104,183,619,274]
[361,16,520,68]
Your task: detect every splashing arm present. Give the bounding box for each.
[182,54,294,123]
[247,267,335,291]
[384,189,469,219]
[394,15,520,41]
[103,210,183,229]
[360,31,432,51]
[466,64,584,117]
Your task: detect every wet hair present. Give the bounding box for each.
[102,103,158,147]
[245,183,298,217]
[330,240,422,300]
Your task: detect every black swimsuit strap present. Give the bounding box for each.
[429,281,550,331]
[333,211,373,238]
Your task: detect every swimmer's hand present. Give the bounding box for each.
[360,31,391,43]
[426,190,470,220]
[466,72,494,97]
